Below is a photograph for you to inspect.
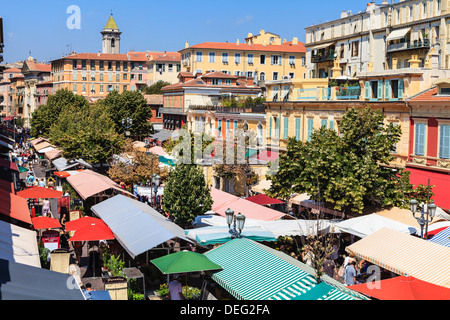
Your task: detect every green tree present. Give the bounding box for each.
[267,106,412,215]
[162,163,213,228]
[100,90,154,137]
[30,89,89,137]
[144,81,171,95]
[49,103,125,168]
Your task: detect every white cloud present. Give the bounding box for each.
[235,15,253,26]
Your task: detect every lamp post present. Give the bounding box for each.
[122,117,133,136]
[410,199,436,239]
[151,173,161,207]
[225,208,246,239]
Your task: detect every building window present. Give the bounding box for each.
[100,84,104,93]
[99,61,104,70]
[224,79,231,85]
[81,60,86,70]
[260,72,265,81]
[351,41,359,57]
[439,124,450,159]
[139,62,143,70]
[289,56,295,65]
[273,72,279,81]
[414,123,426,156]
[260,55,266,65]
[289,73,295,79]
[108,62,113,71]
[116,74,120,82]
[212,79,222,85]
[301,56,306,66]
[123,62,128,71]
[209,52,215,63]
[235,53,241,64]
[123,73,128,80]
[196,52,203,62]
[247,71,253,78]
[271,55,282,65]
[168,64,173,72]
[73,83,77,93]
[116,62,121,71]
[73,60,77,70]
[176,64,181,72]
[272,86,279,101]
[222,53,229,64]
[248,54,254,64]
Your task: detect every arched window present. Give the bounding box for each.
[260,72,265,81]
[111,38,115,48]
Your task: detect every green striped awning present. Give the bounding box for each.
[204,238,318,300]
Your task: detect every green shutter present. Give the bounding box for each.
[269,117,272,138]
[329,119,335,130]
[295,118,301,141]
[276,117,280,138]
[398,79,404,99]
[307,118,314,142]
[321,119,327,129]
[378,80,384,100]
[283,117,289,139]
[364,81,371,99]
[385,80,392,100]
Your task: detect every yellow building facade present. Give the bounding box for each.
[180,29,307,84]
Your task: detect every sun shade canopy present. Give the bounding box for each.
[386,27,411,41]
[0,189,32,224]
[32,216,62,230]
[91,195,192,259]
[185,226,278,245]
[17,187,63,199]
[346,228,450,289]
[151,250,222,274]
[0,258,84,300]
[349,276,450,300]
[69,223,115,242]
[428,227,450,248]
[65,216,107,232]
[245,194,284,206]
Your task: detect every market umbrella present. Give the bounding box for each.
[348,276,450,300]
[17,187,63,199]
[68,223,115,242]
[65,216,108,232]
[32,216,62,230]
[151,250,223,297]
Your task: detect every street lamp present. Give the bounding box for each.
[225,208,246,239]
[410,199,436,239]
[151,173,161,207]
[122,117,133,136]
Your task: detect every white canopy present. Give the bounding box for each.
[386,28,411,41]
[194,215,341,238]
[0,220,40,268]
[38,147,55,154]
[335,213,417,238]
[91,194,192,259]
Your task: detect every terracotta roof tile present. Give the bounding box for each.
[144,94,163,105]
[409,87,450,101]
[184,41,306,53]
[55,53,130,62]
[149,52,181,62]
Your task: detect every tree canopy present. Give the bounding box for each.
[267,106,426,215]
[100,90,154,137]
[162,163,213,228]
[144,81,171,95]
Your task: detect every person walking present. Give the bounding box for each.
[323,255,336,279]
[301,245,315,268]
[344,260,357,286]
[169,274,184,300]
[38,179,46,188]
[42,198,51,216]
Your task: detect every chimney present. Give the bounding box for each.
[283,39,287,44]
[260,29,265,35]
[341,10,348,18]
[247,33,253,38]
[246,77,254,86]
[292,37,298,45]
[185,41,189,49]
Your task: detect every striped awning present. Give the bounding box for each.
[269,282,356,300]
[429,227,450,248]
[204,238,318,300]
[346,228,450,288]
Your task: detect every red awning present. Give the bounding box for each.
[65,216,107,232]
[246,194,285,206]
[0,189,32,224]
[0,158,19,172]
[0,180,14,193]
[16,187,63,199]
[68,222,114,242]
[349,276,450,300]
[32,216,62,230]
[406,167,450,210]
[54,171,71,178]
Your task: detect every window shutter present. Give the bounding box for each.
[295,118,301,141]
[278,55,282,65]
[379,80,385,100]
[415,123,425,156]
[384,80,391,100]
[364,81,371,99]
[269,117,272,138]
[398,79,404,99]
[329,119,335,130]
[276,117,280,138]
[307,118,314,141]
[440,125,450,159]
[283,117,289,139]
[321,119,328,128]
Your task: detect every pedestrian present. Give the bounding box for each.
[42,198,50,216]
[323,255,336,279]
[38,179,46,188]
[301,245,315,268]
[344,260,357,286]
[82,283,94,300]
[169,274,184,300]
[73,241,84,265]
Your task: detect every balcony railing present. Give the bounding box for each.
[189,105,266,114]
[311,50,336,63]
[296,86,361,101]
[387,39,430,53]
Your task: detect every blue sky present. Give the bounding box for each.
[2,0,370,64]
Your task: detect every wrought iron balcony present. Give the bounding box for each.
[387,39,430,53]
